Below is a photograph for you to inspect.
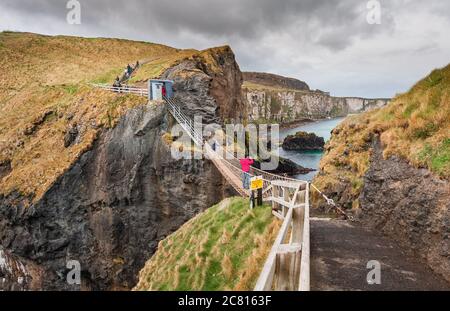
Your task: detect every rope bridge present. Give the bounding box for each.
[165,97,311,291]
[92,83,311,291]
[165,97,306,195]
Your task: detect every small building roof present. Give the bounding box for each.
[149,79,174,83]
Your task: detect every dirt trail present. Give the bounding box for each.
[310,218,450,291]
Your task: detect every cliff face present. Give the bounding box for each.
[163,46,245,124]
[0,35,243,290]
[0,104,232,290]
[359,140,450,282]
[242,72,389,123]
[245,88,390,123]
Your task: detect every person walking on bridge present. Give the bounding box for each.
[240,157,254,190]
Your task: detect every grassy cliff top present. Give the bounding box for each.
[0,32,195,202]
[243,81,309,93]
[129,45,234,84]
[314,63,450,208]
[134,197,280,291]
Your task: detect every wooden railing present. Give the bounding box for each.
[91,83,148,97]
[254,181,310,291]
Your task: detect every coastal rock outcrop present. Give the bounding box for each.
[163,46,246,124]
[282,132,325,151]
[254,157,315,176]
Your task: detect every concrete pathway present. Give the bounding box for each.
[310,218,450,291]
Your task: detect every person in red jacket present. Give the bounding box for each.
[240,157,254,189]
[162,85,167,98]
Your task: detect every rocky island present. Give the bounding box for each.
[282,131,325,151]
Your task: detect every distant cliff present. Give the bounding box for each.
[243,72,390,123]
[243,72,310,91]
[0,33,241,290]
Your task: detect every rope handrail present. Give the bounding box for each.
[310,183,354,221]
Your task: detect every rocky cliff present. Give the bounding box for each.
[359,139,450,282]
[313,64,450,282]
[243,73,390,123]
[0,33,243,290]
[0,103,234,290]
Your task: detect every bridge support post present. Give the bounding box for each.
[273,186,280,214]
[257,188,263,206]
[255,181,310,292]
[250,191,256,209]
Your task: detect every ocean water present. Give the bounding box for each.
[279,118,346,181]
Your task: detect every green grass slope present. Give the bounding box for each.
[134,197,280,291]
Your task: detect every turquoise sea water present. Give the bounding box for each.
[279,118,345,181]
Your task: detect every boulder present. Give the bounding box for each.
[254,156,315,176]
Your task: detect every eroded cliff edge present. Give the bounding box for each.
[359,139,450,281]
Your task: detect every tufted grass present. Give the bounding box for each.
[314,63,450,209]
[134,197,280,291]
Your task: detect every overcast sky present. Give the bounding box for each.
[1,0,449,98]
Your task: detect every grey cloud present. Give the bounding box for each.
[1,0,450,98]
[2,0,394,49]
